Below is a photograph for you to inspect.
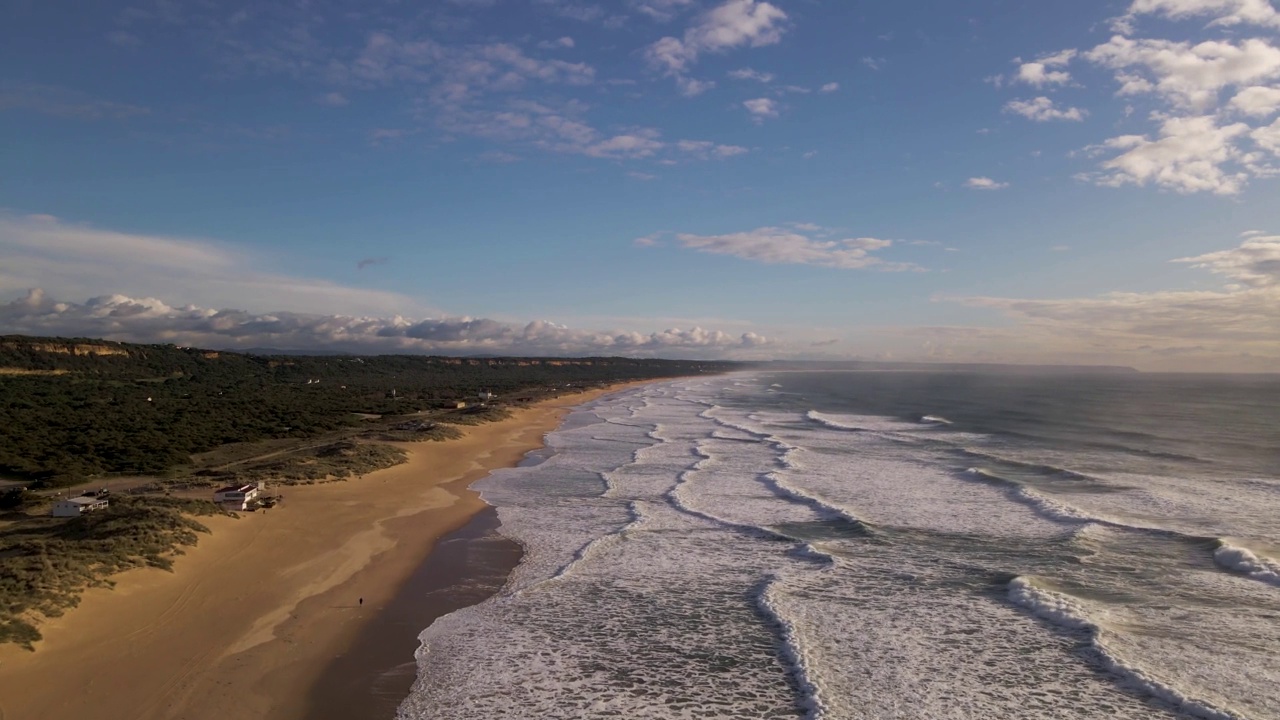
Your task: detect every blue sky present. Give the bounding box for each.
[2,0,1278,369]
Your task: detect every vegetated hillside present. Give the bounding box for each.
[0,336,738,484]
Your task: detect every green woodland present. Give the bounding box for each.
[0,336,737,485]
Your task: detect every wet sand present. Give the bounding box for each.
[303,507,521,719]
[0,383,648,720]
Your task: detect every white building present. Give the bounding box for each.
[214,483,261,510]
[51,496,109,517]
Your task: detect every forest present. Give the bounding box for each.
[0,336,739,485]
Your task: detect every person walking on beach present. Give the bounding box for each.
[359,597,363,606]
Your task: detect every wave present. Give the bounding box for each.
[752,575,825,719]
[1213,540,1280,588]
[920,414,953,425]
[1007,577,1244,720]
[541,501,644,584]
[960,468,1098,526]
[665,445,789,541]
[955,449,1103,484]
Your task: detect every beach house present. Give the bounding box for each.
[51,496,109,517]
[213,483,261,510]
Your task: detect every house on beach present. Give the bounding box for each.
[214,483,261,510]
[51,496,109,517]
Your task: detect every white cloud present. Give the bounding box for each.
[0,213,425,317]
[964,177,1010,190]
[632,0,696,22]
[676,76,716,96]
[728,67,775,82]
[673,226,918,270]
[1254,115,1280,153]
[537,36,576,49]
[1174,232,1280,285]
[861,57,884,71]
[675,139,749,158]
[1084,35,1280,110]
[819,82,840,93]
[1013,49,1077,86]
[957,235,1280,370]
[1229,85,1280,116]
[0,290,771,359]
[1116,0,1280,31]
[329,34,595,93]
[1000,6,1280,195]
[1082,114,1254,194]
[743,96,779,121]
[644,0,787,89]
[1004,96,1088,121]
[582,131,666,159]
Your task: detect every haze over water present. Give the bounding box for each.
[400,372,1280,719]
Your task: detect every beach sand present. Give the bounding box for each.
[0,383,645,720]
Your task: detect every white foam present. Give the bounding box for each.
[1213,540,1280,588]
[805,409,924,433]
[400,375,1280,720]
[1007,577,1246,720]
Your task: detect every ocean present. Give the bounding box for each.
[396,372,1280,720]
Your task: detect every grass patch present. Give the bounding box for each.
[0,495,229,650]
[0,368,70,376]
[438,405,513,426]
[199,441,407,486]
[363,420,464,443]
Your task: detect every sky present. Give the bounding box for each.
[1,0,1279,370]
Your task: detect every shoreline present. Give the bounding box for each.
[303,506,521,719]
[0,381,651,720]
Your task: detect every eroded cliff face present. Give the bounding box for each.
[0,341,130,357]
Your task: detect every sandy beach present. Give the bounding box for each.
[0,383,644,720]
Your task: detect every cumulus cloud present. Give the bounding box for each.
[965,177,1010,190]
[743,97,779,121]
[1002,4,1280,195]
[1084,35,1280,110]
[1012,50,1077,86]
[819,82,840,93]
[1114,0,1280,32]
[676,76,716,96]
[956,234,1280,371]
[1004,96,1088,121]
[1080,115,1255,194]
[0,289,771,359]
[645,0,787,91]
[1229,85,1280,116]
[672,226,919,270]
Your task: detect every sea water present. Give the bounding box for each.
[397,372,1280,719]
